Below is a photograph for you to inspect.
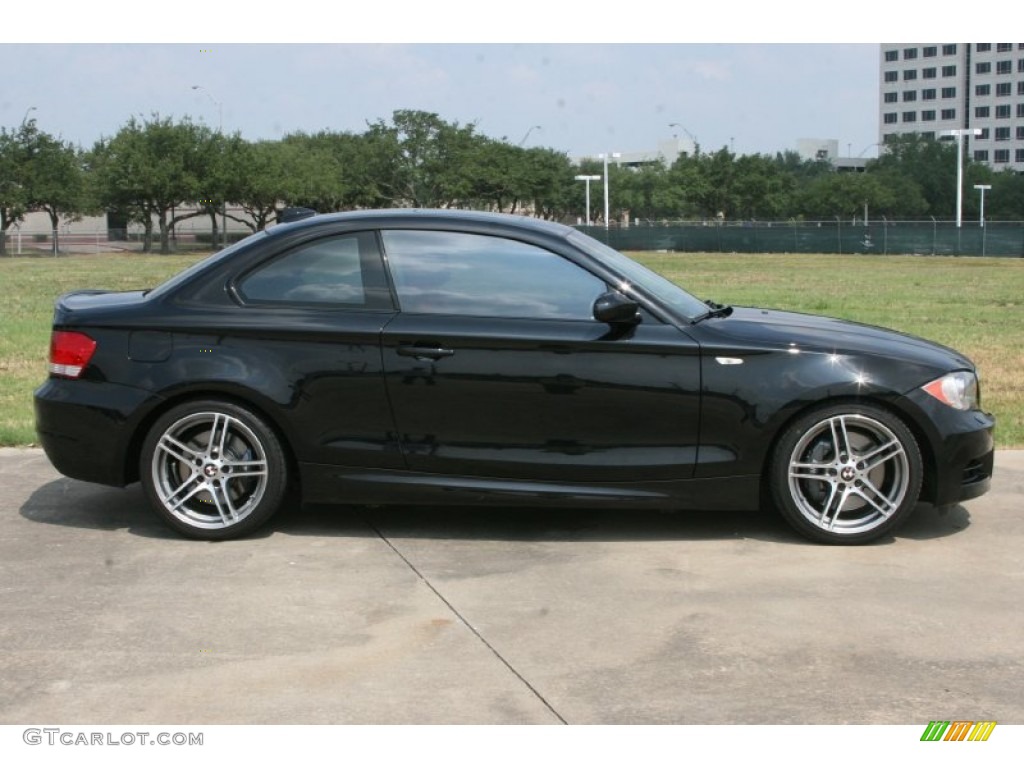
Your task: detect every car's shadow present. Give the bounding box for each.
[19,477,972,546]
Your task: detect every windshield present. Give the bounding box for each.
[146,230,269,299]
[567,231,710,321]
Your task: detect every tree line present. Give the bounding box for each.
[2,109,1022,254]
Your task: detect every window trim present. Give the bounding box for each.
[232,230,396,312]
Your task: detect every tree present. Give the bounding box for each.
[364,110,482,208]
[0,126,28,255]
[91,115,215,253]
[21,120,88,253]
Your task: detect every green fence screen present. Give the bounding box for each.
[578,220,1024,257]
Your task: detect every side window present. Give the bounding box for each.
[237,232,392,309]
[381,230,606,320]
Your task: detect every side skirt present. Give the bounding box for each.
[300,463,762,511]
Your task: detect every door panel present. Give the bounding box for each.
[381,315,701,482]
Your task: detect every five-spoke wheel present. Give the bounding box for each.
[771,404,923,544]
[140,400,287,539]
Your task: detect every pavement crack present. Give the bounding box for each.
[362,515,567,725]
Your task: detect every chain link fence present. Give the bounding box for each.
[579,220,1024,257]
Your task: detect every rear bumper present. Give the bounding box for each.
[34,378,162,487]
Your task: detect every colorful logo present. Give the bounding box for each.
[920,721,996,741]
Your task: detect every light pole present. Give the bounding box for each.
[943,128,981,229]
[668,122,698,151]
[192,85,227,249]
[598,152,621,231]
[518,125,541,147]
[973,184,991,227]
[974,183,992,256]
[21,106,37,125]
[574,174,601,226]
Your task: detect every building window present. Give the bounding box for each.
[882,133,897,143]
[976,62,992,74]
[942,65,957,77]
[941,87,957,98]
[923,46,938,58]
[921,131,936,140]
[884,71,898,83]
[996,104,1011,118]
[974,150,989,161]
[1019,81,1024,95]
[1017,126,1024,139]
[1018,103,1024,117]
[903,91,917,102]
[903,48,918,59]
[943,44,957,55]
[1016,149,1024,162]
[884,92,898,103]
[884,112,898,124]
[941,108,956,120]
[994,149,1009,163]
[884,50,899,62]
[975,106,990,118]
[922,110,936,121]
[904,69,917,80]
[997,43,1013,52]
[997,60,1012,75]
[976,44,992,52]
[902,111,917,122]
[922,88,937,100]
[976,84,991,96]
[995,127,1010,140]
[978,128,990,139]
[996,82,1012,96]
[922,67,937,79]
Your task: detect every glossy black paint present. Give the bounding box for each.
[35,209,994,516]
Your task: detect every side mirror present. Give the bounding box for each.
[593,291,640,325]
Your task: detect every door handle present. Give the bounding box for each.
[397,344,455,360]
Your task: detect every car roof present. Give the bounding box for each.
[265,208,577,239]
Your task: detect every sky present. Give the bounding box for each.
[0,3,985,161]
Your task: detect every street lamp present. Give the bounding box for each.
[574,174,602,226]
[192,85,227,249]
[21,106,37,125]
[598,152,621,231]
[973,184,992,227]
[943,128,982,229]
[668,122,698,148]
[518,125,541,147]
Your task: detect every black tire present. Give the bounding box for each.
[140,399,288,540]
[769,403,923,545]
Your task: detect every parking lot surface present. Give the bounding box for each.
[1,448,1021,724]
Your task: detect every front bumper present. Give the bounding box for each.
[900,389,995,506]
[34,377,162,487]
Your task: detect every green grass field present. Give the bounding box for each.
[1,251,1022,447]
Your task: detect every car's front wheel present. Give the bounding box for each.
[770,403,923,544]
[140,400,288,540]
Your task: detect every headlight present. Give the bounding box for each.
[922,371,978,411]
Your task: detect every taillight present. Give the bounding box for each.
[49,331,97,379]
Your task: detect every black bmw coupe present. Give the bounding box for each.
[35,209,994,543]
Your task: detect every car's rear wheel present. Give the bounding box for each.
[770,403,923,544]
[140,400,287,540]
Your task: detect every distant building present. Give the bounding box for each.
[795,138,868,172]
[575,136,697,168]
[878,43,1024,172]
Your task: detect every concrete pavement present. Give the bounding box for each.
[1,448,1021,724]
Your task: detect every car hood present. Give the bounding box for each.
[705,306,975,372]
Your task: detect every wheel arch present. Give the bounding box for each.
[123,385,301,494]
[758,394,938,506]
